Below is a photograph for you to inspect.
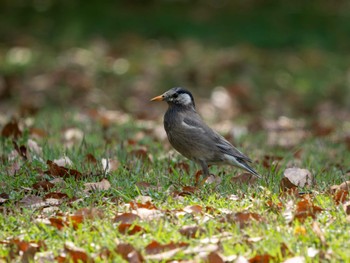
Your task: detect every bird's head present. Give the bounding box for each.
[150,87,195,108]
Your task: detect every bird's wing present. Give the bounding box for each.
[183,115,252,163]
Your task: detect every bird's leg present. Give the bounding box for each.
[196,160,210,187]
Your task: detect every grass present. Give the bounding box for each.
[0,107,349,262]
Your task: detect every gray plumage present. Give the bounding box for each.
[151,87,261,183]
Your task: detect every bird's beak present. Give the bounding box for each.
[150,94,164,101]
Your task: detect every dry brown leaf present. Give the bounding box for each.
[101,158,119,173]
[221,212,264,228]
[64,241,92,263]
[333,189,348,204]
[84,179,111,192]
[1,119,22,139]
[46,160,82,179]
[32,181,54,191]
[115,243,144,263]
[85,153,97,164]
[130,201,157,210]
[75,207,105,219]
[184,205,203,215]
[114,213,141,224]
[343,201,350,215]
[206,251,224,263]
[249,254,273,263]
[330,181,350,192]
[294,199,323,222]
[118,224,146,235]
[145,240,188,255]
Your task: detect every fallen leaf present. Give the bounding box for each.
[294,199,323,222]
[249,254,273,263]
[54,156,73,166]
[221,212,264,228]
[130,201,157,210]
[1,119,22,138]
[343,201,350,215]
[75,207,105,219]
[118,224,145,235]
[114,213,140,224]
[207,251,224,263]
[333,189,348,204]
[32,181,54,191]
[184,205,203,215]
[46,160,82,179]
[84,179,111,192]
[64,241,92,263]
[145,240,188,255]
[283,168,314,188]
[85,153,97,164]
[330,181,350,192]
[115,243,144,263]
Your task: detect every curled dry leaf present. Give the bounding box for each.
[283,168,314,188]
[115,243,144,263]
[32,181,54,191]
[46,160,82,179]
[221,212,264,228]
[85,153,97,164]
[343,201,350,215]
[1,119,22,139]
[84,179,111,192]
[206,251,224,263]
[145,240,188,255]
[294,199,323,222]
[118,224,146,235]
[330,181,350,192]
[64,241,92,263]
[249,254,273,263]
[130,201,157,210]
[114,213,141,224]
[332,189,348,205]
[184,205,203,215]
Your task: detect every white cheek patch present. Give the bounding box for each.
[178,93,193,105]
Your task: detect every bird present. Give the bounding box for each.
[151,87,261,185]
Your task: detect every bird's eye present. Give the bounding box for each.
[173,93,178,99]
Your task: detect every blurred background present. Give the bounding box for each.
[1,0,350,121]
